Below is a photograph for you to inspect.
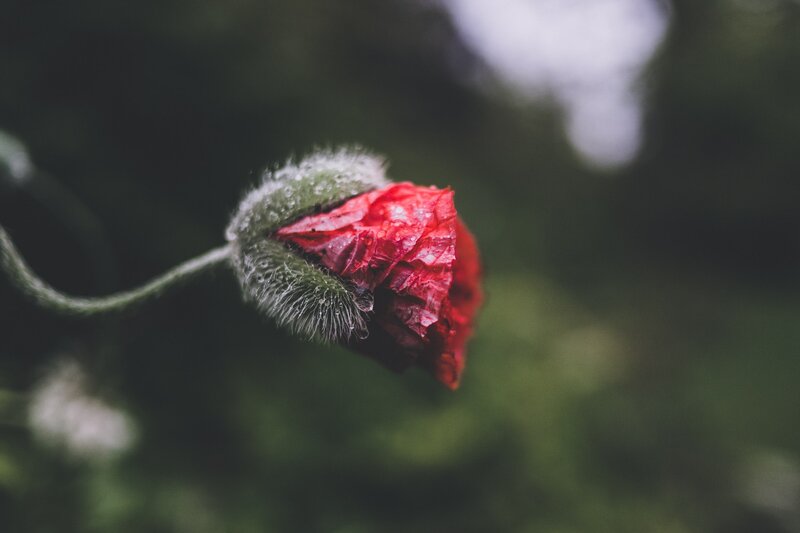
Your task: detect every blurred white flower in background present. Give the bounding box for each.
[0,130,34,184]
[441,0,670,168]
[29,359,136,460]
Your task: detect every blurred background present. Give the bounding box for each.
[1,0,800,531]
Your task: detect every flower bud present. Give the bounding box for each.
[227,148,483,389]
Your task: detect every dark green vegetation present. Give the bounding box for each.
[1,1,799,531]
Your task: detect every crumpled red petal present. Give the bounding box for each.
[276,182,482,389]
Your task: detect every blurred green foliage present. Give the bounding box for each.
[1,0,800,531]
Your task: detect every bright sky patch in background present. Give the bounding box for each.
[442,0,670,169]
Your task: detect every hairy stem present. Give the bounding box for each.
[0,225,232,317]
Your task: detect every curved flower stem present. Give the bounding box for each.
[0,224,233,317]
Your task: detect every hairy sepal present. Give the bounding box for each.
[226,147,390,243]
[231,237,373,343]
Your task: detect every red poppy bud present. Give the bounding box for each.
[276,182,483,389]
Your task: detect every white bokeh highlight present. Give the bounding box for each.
[442,0,670,168]
[29,359,136,460]
[0,130,34,183]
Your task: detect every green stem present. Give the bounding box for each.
[0,225,232,317]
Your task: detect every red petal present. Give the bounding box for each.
[276,182,482,388]
[427,219,483,389]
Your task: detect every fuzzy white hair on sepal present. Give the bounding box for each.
[226,147,389,243]
[232,239,373,343]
